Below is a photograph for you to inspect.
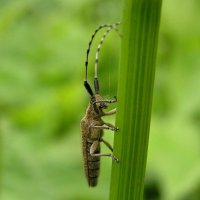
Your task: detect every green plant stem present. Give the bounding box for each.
[109,0,162,199]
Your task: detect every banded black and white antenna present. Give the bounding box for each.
[84,22,121,96]
[94,24,121,94]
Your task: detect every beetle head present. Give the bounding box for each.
[91,94,108,114]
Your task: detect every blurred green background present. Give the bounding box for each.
[0,0,200,200]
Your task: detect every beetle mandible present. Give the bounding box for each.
[80,22,121,187]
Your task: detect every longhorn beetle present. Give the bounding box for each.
[80,22,121,187]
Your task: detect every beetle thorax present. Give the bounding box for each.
[86,103,99,118]
[86,94,106,118]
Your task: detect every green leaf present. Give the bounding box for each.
[109,0,162,199]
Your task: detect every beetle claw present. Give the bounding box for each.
[112,155,119,163]
[113,127,119,132]
[110,127,119,132]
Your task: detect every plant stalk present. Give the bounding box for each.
[109,0,162,199]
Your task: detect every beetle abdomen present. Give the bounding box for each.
[86,142,100,187]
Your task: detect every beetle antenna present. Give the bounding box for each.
[94,24,121,94]
[84,22,121,96]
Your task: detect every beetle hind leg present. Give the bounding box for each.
[100,138,113,152]
[90,140,119,163]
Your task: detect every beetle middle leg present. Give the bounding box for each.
[103,121,119,131]
[90,140,119,162]
[90,124,118,132]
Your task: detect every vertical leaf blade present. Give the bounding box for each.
[110,0,162,200]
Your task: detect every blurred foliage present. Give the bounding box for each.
[0,0,199,200]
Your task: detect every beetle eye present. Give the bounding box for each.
[100,104,107,109]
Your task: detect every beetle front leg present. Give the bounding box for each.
[90,141,119,163]
[93,96,117,104]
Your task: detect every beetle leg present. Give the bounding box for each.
[103,122,119,131]
[90,141,119,163]
[102,108,116,116]
[90,125,117,132]
[93,96,117,104]
[100,138,113,152]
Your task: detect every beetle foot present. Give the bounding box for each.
[112,127,119,132]
[112,155,119,163]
